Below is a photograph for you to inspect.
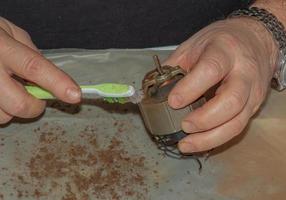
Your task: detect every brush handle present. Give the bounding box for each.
[25,83,134,100]
[24,85,109,100]
[25,86,54,99]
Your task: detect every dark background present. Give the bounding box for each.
[0,0,252,49]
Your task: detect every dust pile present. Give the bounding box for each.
[1,122,148,200]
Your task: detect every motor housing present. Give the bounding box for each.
[138,55,206,146]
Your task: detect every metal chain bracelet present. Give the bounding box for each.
[229,7,286,50]
[229,7,286,91]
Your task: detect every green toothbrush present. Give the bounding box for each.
[25,83,143,104]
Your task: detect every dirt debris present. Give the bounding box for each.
[0,123,148,200]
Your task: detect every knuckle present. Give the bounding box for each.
[193,118,208,131]
[251,105,260,115]
[203,57,224,82]
[225,91,246,111]
[0,114,12,124]
[251,86,266,114]
[191,139,210,152]
[22,55,42,77]
[18,28,31,39]
[232,118,245,136]
[10,98,27,116]
[0,29,9,49]
[246,58,258,70]
[215,32,240,49]
[254,86,266,100]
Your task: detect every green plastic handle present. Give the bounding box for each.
[25,86,54,99]
[25,83,132,100]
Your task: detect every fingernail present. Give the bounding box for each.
[169,94,183,108]
[66,87,81,101]
[179,141,195,153]
[182,120,197,133]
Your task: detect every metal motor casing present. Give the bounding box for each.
[139,96,205,136]
[138,56,206,142]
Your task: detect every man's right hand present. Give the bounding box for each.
[0,17,81,124]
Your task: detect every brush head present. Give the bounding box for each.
[80,83,143,104]
[103,90,144,104]
[81,83,135,98]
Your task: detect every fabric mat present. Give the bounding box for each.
[0,49,285,200]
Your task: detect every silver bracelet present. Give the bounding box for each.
[229,7,286,91]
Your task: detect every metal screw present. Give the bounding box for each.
[153,55,164,75]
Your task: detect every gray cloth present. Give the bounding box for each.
[0,49,285,200]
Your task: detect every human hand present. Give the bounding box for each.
[0,17,81,124]
[165,18,278,153]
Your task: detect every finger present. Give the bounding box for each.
[168,42,234,109]
[0,68,46,118]
[0,30,81,104]
[182,73,251,133]
[0,108,12,124]
[163,27,216,69]
[163,40,205,70]
[0,17,38,51]
[178,104,252,153]
[13,27,39,52]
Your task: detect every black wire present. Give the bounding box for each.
[155,136,202,172]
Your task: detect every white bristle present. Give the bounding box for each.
[128,90,144,104]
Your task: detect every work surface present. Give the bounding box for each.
[0,49,285,200]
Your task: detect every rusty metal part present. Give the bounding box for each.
[138,55,206,149]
